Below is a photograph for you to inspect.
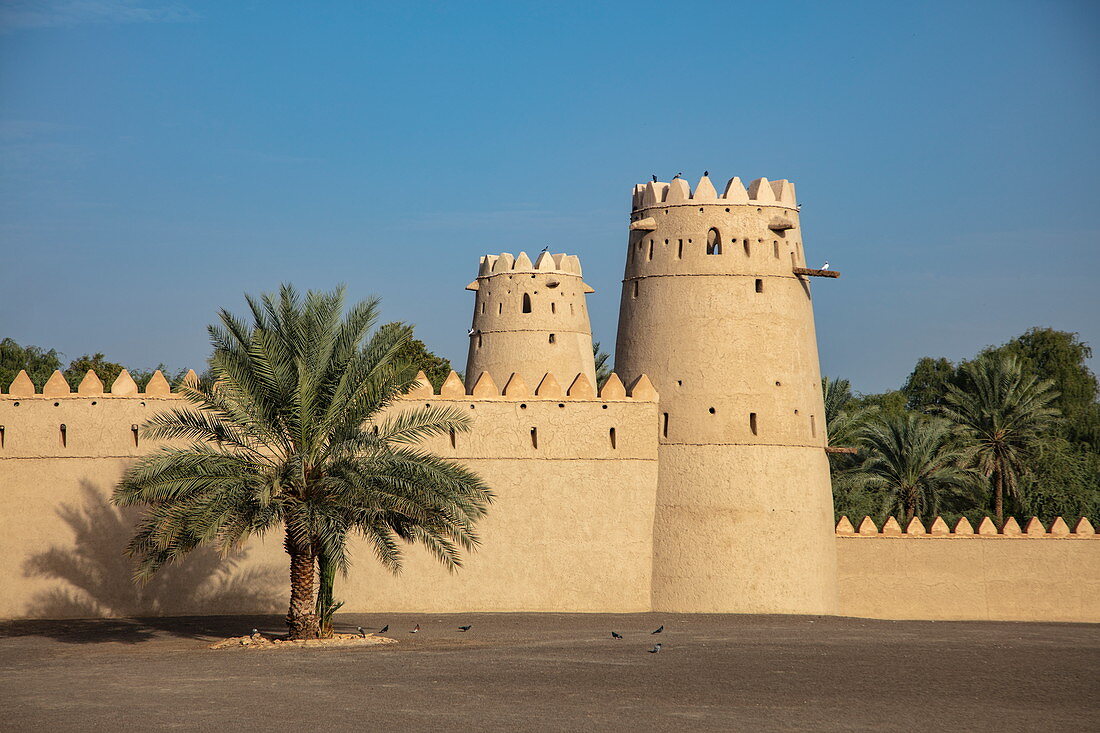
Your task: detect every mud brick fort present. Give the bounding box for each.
[2,173,1096,622]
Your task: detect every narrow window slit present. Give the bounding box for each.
[59,424,67,448]
[131,424,140,448]
[522,293,532,313]
[530,427,538,449]
[609,427,617,449]
[449,428,457,449]
[755,279,764,293]
[749,413,758,436]
[662,412,669,438]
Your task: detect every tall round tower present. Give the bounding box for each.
[614,173,839,614]
[465,251,597,392]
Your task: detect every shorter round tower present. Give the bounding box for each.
[464,251,596,392]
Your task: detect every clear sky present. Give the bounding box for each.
[2,0,1097,393]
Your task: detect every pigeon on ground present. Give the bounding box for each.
[651,625,664,634]
[611,631,623,639]
[251,628,259,636]
[357,626,366,637]
[649,643,662,654]
[411,624,420,633]
[378,625,389,634]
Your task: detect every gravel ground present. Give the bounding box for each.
[1,612,1097,732]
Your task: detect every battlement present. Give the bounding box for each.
[631,174,797,211]
[836,515,1097,538]
[475,251,584,279]
[1,368,196,397]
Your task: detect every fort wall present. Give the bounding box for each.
[0,370,659,619]
[834,517,1100,622]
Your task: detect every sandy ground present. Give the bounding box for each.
[1,612,1097,732]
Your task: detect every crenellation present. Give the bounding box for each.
[632,173,797,210]
[835,515,1098,538]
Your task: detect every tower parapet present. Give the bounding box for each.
[464,251,597,393]
[615,172,838,614]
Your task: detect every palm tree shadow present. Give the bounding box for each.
[7,482,284,644]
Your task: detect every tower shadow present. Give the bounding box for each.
[8,482,284,643]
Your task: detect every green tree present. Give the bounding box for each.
[901,357,959,413]
[1015,438,1100,524]
[113,285,493,639]
[385,323,454,391]
[64,353,126,391]
[593,341,612,389]
[941,353,1060,526]
[0,338,62,390]
[984,328,1100,450]
[857,413,971,525]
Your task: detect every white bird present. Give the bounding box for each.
[467,328,475,337]
[821,261,829,271]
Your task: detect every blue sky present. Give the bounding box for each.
[1,0,1097,393]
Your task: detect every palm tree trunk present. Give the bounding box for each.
[285,532,319,640]
[993,468,1004,529]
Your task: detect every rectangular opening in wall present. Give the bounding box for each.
[476,334,482,348]
[647,241,653,261]
[773,241,779,258]
[551,302,556,313]
[677,239,683,259]
[662,412,669,438]
[59,424,67,448]
[0,425,4,449]
[755,279,764,293]
[743,239,750,256]
[749,412,758,435]
[791,252,796,267]
[131,424,140,448]
[548,333,556,344]
[449,428,457,449]
[530,427,538,449]
[632,281,639,299]
[609,427,617,449]
[811,414,816,437]
[498,303,503,314]
[522,293,532,313]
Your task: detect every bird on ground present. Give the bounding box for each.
[251,628,259,636]
[611,631,623,639]
[357,626,366,638]
[378,625,389,634]
[651,625,664,634]
[651,174,658,183]
[649,643,662,654]
[459,625,472,632]
[821,260,829,270]
[411,624,420,633]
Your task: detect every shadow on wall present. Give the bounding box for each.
[20,482,284,624]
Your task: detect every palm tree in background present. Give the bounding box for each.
[114,285,493,639]
[941,353,1059,526]
[593,341,612,389]
[857,413,971,524]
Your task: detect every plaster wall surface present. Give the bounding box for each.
[837,536,1100,622]
[614,175,838,614]
[0,389,658,619]
[464,252,596,392]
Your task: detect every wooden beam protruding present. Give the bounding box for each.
[793,267,840,278]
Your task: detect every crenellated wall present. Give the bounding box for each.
[0,368,659,619]
[835,516,1100,622]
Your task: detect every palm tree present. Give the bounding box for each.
[941,353,1059,526]
[857,413,971,525]
[593,341,612,389]
[822,376,869,451]
[113,285,493,639]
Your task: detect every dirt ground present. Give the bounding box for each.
[1,612,1097,732]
